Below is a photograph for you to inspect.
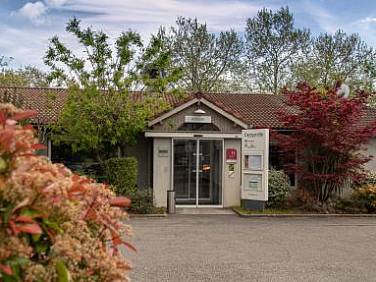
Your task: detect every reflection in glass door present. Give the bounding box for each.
[173,140,197,205]
[174,139,222,206]
[198,140,222,205]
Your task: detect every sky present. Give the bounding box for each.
[1,0,376,70]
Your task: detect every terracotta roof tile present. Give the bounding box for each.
[0,86,68,124]
[0,87,374,129]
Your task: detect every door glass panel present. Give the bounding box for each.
[174,140,197,205]
[198,140,222,205]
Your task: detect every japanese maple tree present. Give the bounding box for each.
[275,82,376,204]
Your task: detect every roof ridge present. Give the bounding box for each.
[0,87,277,96]
[0,86,67,91]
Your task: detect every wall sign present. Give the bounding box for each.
[241,129,269,201]
[158,146,169,157]
[226,148,237,162]
[184,115,212,123]
[228,163,235,178]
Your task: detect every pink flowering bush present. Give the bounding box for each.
[0,104,133,281]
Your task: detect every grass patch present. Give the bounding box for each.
[233,206,301,215]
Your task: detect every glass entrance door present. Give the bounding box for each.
[173,140,197,205]
[174,139,222,206]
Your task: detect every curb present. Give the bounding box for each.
[232,208,376,218]
[129,213,167,218]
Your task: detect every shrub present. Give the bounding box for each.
[127,190,165,214]
[267,169,290,208]
[0,104,133,281]
[354,171,376,187]
[103,157,138,196]
[128,190,153,214]
[352,184,376,213]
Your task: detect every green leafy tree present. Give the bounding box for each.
[159,17,243,92]
[245,6,310,94]
[292,30,375,91]
[44,18,170,162]
[136,29,183,93]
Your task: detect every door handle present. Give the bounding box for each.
[192,170,203,173]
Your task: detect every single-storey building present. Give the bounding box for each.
[1,86,376,208]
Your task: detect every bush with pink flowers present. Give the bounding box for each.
[0,104,133,281]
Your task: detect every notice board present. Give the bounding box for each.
[241,129,269,201]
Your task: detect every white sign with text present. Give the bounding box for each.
[184,115,212,123]
[241,129,269,201]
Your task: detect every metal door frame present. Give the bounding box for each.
[172,137,224,208]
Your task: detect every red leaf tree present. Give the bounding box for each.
[274,83,376,204]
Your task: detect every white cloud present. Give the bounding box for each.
[17,1,47,22]
[45,0,69,8]
[63,0,265,34]
[4,0,273,69]
[359,17,376,24]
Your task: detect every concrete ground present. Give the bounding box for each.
[124,214,376,282]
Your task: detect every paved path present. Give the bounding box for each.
[124,215,376,282]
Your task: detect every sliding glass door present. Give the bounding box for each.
[174,139,222,206]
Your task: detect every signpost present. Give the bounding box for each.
[241,129,269,209]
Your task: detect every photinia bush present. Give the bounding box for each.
[0,104,133,281]
[274,83,376,204]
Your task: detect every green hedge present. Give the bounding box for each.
[103,157,138,196]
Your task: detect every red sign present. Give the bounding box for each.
[226,148,237,161]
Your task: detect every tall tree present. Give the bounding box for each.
[245,6,310,94]
[292,30,376,91]
[159,17,243,92]
[44,18,171,162]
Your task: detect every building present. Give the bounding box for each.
[1,86,376,208]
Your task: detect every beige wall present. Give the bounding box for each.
[153,138,172,207]
[223,139,241,207]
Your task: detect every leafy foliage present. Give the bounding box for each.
[352,184,376,213]
[0,104,133,281]
[45,18,171,161]
[103,157,138,196]
[158,17,243,92]
[50,85,160,161]
[267,169,290,208]
[245,7,310,94]
[128,190,159,214]
[136,30,183,93]
[292,30,375,91]
[274,83,376,204]
[0,65,49,87]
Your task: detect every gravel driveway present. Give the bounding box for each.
[124,214,376,282]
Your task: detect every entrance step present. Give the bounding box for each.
[176,208,235,215]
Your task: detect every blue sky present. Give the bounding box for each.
[1,0,376,70]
